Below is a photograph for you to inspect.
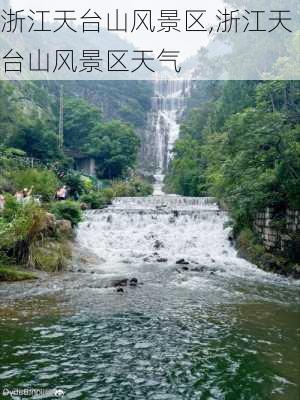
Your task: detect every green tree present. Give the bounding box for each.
[7,119,59,161]
[84,121,140,179]
[63,97,102,149]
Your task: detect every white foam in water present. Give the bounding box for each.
[76,195,282,283]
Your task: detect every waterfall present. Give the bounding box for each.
[141,78,190,192]
[76,195,269,282]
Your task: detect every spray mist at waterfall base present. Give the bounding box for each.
[0,196,299,399]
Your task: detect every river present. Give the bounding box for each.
[0,195,299,399]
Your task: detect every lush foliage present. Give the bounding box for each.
[166,81,300,230]
[51,201,82,227]
[84,120,140,179]
[62,172,85,197]
[0,81,145,181]
[0,199,49,264]
[80,188,114,209]
[8,168,59,201]
[0,80,153,278]
[111,178,153,197]
[0,266,37,282]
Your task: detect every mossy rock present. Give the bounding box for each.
[0,266,37,282]
[236,228,298,277]
[55,219,73,238]
[29,239,72,272]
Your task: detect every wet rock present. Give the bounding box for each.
[211,259,216,263]
[191,266,206,273]
[74,247,106,267]
[112,278,128,287]
[156,204,167,210]
[117,288,124,293]
[107,215,113,223]
[182,266,189,271]
[44,213,56,232]
[169,217,176,224]
[176,259,190,265]
[129,278,138,287]
[80,202,89,210]
[154,240,164,250]
[157,258,168,263]
[55,219,72,237]
[145,232,156,240]
[173,210,179,218]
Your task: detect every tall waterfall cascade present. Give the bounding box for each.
[141,79,191,194]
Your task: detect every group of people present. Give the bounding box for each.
[0,184,77,213]
[15,187,34,204]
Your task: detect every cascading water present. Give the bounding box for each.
[76,196,275,282]
[141,79,190,194]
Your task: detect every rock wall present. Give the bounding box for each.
[254,208,300,262]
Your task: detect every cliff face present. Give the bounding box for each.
[12,80,153,131]
[62,81,153,129]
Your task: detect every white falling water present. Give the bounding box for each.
[141,79,190,194]
[76,196,273,283]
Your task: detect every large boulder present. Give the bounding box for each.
[154,240,164,250]
[55,219,73,237]
[176,259,190,265]
[45,213,56,231]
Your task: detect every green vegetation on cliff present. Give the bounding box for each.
[165,81,300,231]
[0,80,151,180]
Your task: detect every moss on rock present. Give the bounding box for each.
[29,239,72,272]
[0,266,37,282]
[237,228,300,279]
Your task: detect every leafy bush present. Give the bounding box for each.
[80,188,114,209]
[0,202,49,265]
[2,194,19,222]
[80,191,107,209]
[81,176,94,192]
[62,173,85,196]
[51,201,82,227]
[9,168,58,201]
[101,188,114,203]
[112,178,153,197]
